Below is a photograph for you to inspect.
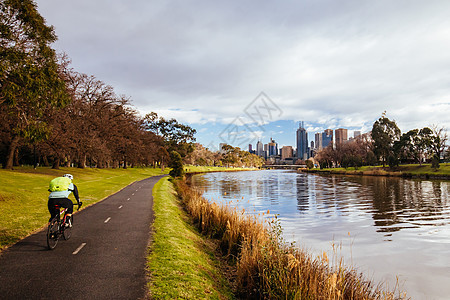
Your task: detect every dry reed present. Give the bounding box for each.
[174,179,408,300]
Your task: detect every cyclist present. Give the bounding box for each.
[48,174,81,226]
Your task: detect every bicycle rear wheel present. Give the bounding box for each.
[46,218,59,250]
[63,215,72,240]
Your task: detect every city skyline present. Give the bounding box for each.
[245,122,365,159]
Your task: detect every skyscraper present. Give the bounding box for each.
[296,122,308,160]
[268,138,278,157]
[281,146,293,160]
[315,132,323,150]
[335,128,348,147]
[256,141,264,157]
[322,129,333,149]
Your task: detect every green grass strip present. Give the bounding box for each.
[148,177,234,299]
[0,166,167,251]
[312,163,450,176]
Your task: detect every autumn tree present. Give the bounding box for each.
[430,126,448,160]
[315,133,375,169]
[185,143,219,166]
[0,0,70,168]
[216,144,264,168]
[315,144,334,169]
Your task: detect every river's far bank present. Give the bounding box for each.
[185,165,259,174]
[301,163,450,180]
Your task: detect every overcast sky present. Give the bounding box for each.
[35,0,450,149]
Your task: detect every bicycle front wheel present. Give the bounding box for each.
[46,218,59,250]
[63,215,72,240]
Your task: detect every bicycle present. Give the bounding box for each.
[46,202,82,250]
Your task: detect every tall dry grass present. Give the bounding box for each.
[175,179,407,299]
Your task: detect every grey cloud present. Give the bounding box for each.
[36,0,450,132]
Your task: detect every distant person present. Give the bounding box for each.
[48,174,81,226]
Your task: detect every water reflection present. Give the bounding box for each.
[191,170,450,299]
[191,171,450,235]
[296,174,309,212]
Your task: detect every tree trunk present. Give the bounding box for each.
[78,154,86,168]
[4,135,20,169]
[14,147,20,166]
[52,157,60,169]
[42,155,49,167]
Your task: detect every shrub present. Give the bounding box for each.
[431,154,440,171]
[169,151,185,178]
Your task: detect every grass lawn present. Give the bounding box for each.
[0,166,167,251]
[314,163,450,177]
[397,163,450,175]
[148,177,234,299]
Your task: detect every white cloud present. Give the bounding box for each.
[35,0,450,146]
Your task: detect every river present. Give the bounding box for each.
[191,170,450,299]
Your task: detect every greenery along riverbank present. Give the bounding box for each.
[148,177,234,299]
[304,163,450,179]
[173,178,407,299]
[0,166,167,251]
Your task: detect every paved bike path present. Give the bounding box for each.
[0,175,166,300]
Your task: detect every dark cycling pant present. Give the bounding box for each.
[48,198,73,220]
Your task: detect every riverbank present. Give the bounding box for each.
[175,176,407,299]
[184,165,259,175]
[303,163,450,180]
[148,176,234,299]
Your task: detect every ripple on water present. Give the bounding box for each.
[191,170,450,299]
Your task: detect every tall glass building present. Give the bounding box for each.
[268,138,278,157]
[296,122,308,160]
[256,141,264,157]
[322,129,333,148]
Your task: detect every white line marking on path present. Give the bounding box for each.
[132,193,135,196]
[118,205,123,209]
[73,243,86,255]
[127,198,130,201]
[104,217,111,223]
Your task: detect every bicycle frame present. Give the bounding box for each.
[58,206,69,222]
[46,203,78,250]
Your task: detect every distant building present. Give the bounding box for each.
[354,131,361,139]
[315,132,323,150]
[322,129,333,149]
[296,121,308,160]
[281,146,293,160]
[264,144,269,159]
[268,138,278,157]
[248,144,253,152]
[256,141,264,157]
[309,141,315,158]
[335,128,348,147]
